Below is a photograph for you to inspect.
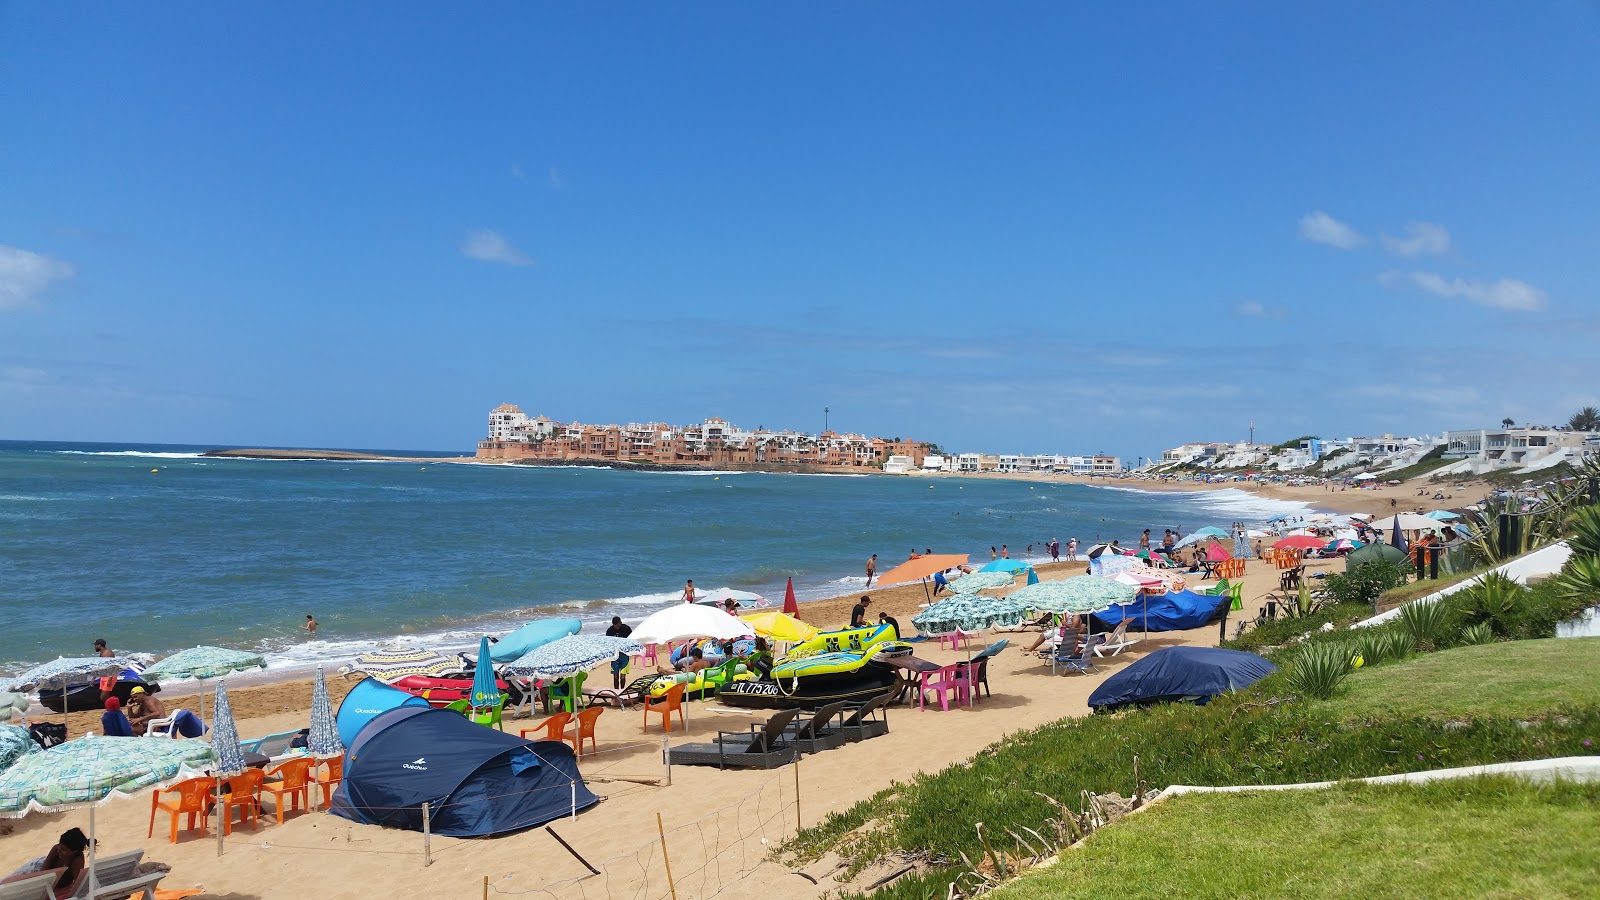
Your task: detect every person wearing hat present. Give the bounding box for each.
[126,685,166,736]
[850,596,872,628]
[100,696,134,737]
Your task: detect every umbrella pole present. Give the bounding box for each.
[88,804,98,896]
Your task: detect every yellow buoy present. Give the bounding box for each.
[150,468,158,474]
[714,476,719,481]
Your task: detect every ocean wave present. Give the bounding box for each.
[52,450,208,459]
[0,494,61,501]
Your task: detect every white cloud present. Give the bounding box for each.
[1380,270,1548,312]
[1382,221,1452,257]
[0,245,75,311]
[1298,210,1366,249]
[460,230,535,267]
[1234,300,1286,320]
[548,167,564,190]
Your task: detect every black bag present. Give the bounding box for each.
[29,722,67,749]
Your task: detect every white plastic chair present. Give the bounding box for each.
[143,712,181,738]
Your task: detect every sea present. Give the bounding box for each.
[0,440,1319,677]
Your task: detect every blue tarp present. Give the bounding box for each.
[490,619,583,663]
[329,706,598,837]
[1088,647,1278,711]
[1091,590,1226,632]
[336,677,431,748]
[979,559,1033,574]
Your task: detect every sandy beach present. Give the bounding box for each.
[1,549,1323,900]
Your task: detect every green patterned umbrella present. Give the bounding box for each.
[144,646,266,682]
[1009,577,1138,615]
[911,596,1028,635]
[950,571,1016,593]
[0,725,38,776]
[0,736,214,816]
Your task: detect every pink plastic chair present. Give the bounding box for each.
[937,630,972,652]
[919,665,971,711]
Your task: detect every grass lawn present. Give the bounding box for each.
[1376,567,1487,610]
[992,778,1600,900]
[1323,637,1600,721]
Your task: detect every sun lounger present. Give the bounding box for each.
[240,730,301,757]
[0,868,62,900]
[1053,634,1102,675]
[65,850,167,900]
[782,701,849,754]
[583,674,665,710]
[1093,621,1135,657]
[836,693,891,742]
[668,709,800,770]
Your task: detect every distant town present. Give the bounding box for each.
[477,404,1600,480]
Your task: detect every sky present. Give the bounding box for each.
[3,3,1598,461]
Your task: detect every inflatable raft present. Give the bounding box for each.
[391,673,524,709]
[716,624,909,709]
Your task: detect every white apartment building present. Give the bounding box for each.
[1441,427,1600,474]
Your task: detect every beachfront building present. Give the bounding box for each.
[1439,426,1600,475]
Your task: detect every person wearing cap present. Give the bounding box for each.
[126,685,166,736]
[100,696,134,737]
[850,596,871,628]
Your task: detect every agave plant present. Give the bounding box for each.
[1567,504,1600,561]
[1460,622,1496,645]
[1397,597,1454,652]
[1353,627,1414,668]
[1286,642,1353,700]
[1452,572,1528,637]
[1554,554,1600,606]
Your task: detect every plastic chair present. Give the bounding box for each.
[642,682,686,733]
[566,707,604,757]
[937,630,972,652]
[312,755,343,807]
[219,768,266,835]
[142,711,182,738]
[147,776,215,843]
[520,711,572,742]
[262,757,314,824]
[548,672,588,714]
[919,665,969,711]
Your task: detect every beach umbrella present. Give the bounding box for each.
[1389,516,1409,554]
[740,611,819,643]
[698,588,767,609]
[1084,543,1121,560]
[1026,567,1040,585]
[630,604,750,645]
[209,681,245,774]
[306,667,342,759]
[872,554,971,596]
[0,692,29,721]
[1324,539,1362,553]
[0,724,38,776]
[1010,577,1137,615]
[1425,510,1462,521]
[1273,535,1326,551]
[978,558,1032,574]
[469,636,502,710]
[489,619,582,663]
[1112,566,1187,595]
[910,595,1028,634]
[782,577,799,616]
[6,656,141,729]
[503,635,644,680]
[339,647,466,682]
[951,571,1016,593]
[143,646,268,730]
[0,735,215,894]
[1093,555,1142,577]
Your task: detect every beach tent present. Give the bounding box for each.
[1091,590,1224,632]
[978,559,1032,575]
[490,619,582,664]
[330,706,596,837]
[1345,542,1409,572]
[1087,647,1277,712]
[336,677,430,748]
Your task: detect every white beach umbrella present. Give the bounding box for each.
[696,588,768,609]
[1367,513,1442,532]
[630,604,751,645]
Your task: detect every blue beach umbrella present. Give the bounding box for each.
[1026,568,1040,585]
[470,636,502,710]
[307,667,342,759]
[1425,510,1462,521]
[979,558,1033,574]
[1390,517,1409,554]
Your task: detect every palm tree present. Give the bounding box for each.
[1568,406,1600,431]
[1501,417,1515,428]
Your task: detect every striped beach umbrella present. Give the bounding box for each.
[910,596,1028,635]
[307,667,342,759]
[340,647,466,682]
[5,656,137,692]
[1010,577,1138,615]
[950,571,1016,593]
[209,681,245,775]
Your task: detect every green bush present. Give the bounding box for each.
[1397,597,1455,652]
[1554,555,1600,608]
[1444,573,1591,640]
[1461,622,1497,645]
[1287,642,1354,698]
[1568,504,1600,559]
[1324,560,1410,608]
[1223,601,1372,654]
[1353,628,1413,668]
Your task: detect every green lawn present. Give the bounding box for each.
[992,778,1600,900]
[1323,637,1600,721]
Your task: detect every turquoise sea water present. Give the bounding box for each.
[0,440,1315,674]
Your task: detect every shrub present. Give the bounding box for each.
[1398,597,1455,652]
[1461,622,1497,645]
[1568,504,1600,560]
[1325,560,1410,608]
[1287,642,1354,699]
[1554,555,1600,608]
[1449,572,1528,638]
[1353,627,1414,668]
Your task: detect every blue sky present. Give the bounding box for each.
[3,3,1597,461]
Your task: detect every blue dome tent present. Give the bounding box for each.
[329,706,598,837]
[336,677,431,748]
[1088,647,1277,712]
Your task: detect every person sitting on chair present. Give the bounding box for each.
[125,685,165,736]
[43,827,92,897]
[100,696,133,737]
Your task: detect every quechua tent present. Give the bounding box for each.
[336,677,431,748]
[1087,647,1277,712]
[330,706,597,837]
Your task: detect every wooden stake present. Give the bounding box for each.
[657,812,679,900]
[662,735,671,786]
[794,757,802,833]
[546,826,600,875]
[421,801,432,867]
[482,875,488,900]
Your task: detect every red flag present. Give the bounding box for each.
[782,576,799,616]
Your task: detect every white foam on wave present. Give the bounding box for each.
[1092,485,1323,523]
[51,450,208,459]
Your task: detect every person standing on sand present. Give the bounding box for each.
[681,579,697,603]
[605,616,633,689]
[1139,529,1151,551]
[865,554,877,586]
[304,614,317,634]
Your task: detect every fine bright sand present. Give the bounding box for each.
[0,544,1331,900]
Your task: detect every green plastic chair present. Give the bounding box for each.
[445,696,507,730]
[1229,582,1245,611]
[548,671,588,714]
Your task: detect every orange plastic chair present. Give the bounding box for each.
[313,756,343,807]
[566,707,604,757]
[148,776,215,843]
[520,711,572,742]
[219,769,266,835]
[262,757,314,824]
[642,683,686,733]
